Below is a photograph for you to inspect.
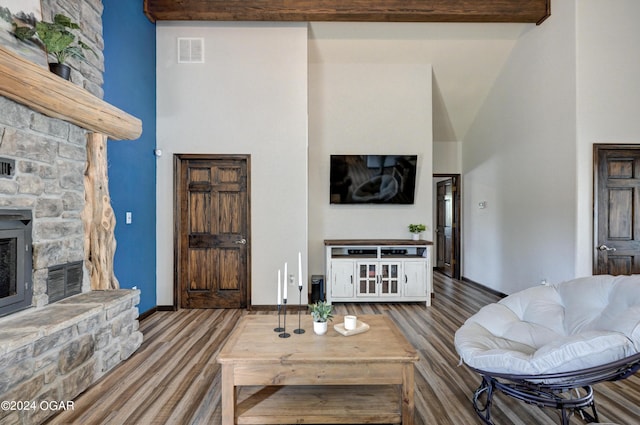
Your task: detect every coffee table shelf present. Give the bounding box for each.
[236,385,401,424]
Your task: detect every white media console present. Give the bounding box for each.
[325,239,433,306]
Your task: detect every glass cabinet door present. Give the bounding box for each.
[379,263,401,296]
[357,263,378,296]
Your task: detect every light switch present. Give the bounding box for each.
[125,211,132,224]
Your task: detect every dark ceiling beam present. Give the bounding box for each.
[144,0,551,25]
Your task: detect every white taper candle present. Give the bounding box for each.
[298,252,303,288]
[277,269,281,305]
[283,262,288,300]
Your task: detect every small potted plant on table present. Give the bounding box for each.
[309,301,333,335]
[408,223,427,240]
[13,13,95,80]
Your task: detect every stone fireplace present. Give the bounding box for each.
[0,1,144,422]
[0,94,143,424]
[0,75,143,425]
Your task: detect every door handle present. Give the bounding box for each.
[598,244,617,252]
[234,238,247,245]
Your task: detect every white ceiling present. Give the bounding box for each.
[308,22,531,142]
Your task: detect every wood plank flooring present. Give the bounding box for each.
[46,272,640,424]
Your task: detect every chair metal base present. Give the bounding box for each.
[468,352,640,425]
[473,375,597,425]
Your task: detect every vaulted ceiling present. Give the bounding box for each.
[308,22,530,142]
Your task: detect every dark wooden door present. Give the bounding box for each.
[435,176,460,279]
[594,144,640,275]
[175,155,250,309]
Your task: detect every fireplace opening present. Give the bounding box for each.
[0,237,17,297]
[0,209,33,317]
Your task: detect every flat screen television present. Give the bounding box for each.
[330,155,418,204]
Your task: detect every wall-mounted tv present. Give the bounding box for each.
[330,155,418,204]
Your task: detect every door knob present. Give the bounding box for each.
[234,238,247,245]
[598,244,617,252]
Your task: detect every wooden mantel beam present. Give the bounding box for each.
[0,45,142,141]
[144,0,551,25]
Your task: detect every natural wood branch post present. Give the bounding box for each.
[82,133,119,290]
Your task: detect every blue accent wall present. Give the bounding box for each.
[102,1,156,314]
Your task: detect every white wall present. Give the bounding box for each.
[433,141,461,174]
[307,59,433,276]
[575,0,640,276]
[156,22,308,305]
[462,1,577,293]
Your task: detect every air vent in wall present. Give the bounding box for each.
[178,37,204,64]
[0,158,15,177]
[47,261,83,303]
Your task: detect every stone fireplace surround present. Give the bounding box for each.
[0,98,143,423]
[0,1,143,422]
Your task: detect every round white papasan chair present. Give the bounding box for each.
[454,274,640,425]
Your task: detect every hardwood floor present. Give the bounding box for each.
[46,272,640,424]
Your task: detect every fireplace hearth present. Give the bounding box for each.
[0,209,33,317]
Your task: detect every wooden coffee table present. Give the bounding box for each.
[217,314,418,424]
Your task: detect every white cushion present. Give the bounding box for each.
[455,275,640,375]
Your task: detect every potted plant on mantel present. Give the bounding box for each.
[408,223,427,240]
[13,13,95,80]
[309,301,333,335]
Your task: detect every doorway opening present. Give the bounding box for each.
[433,174,461,279]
